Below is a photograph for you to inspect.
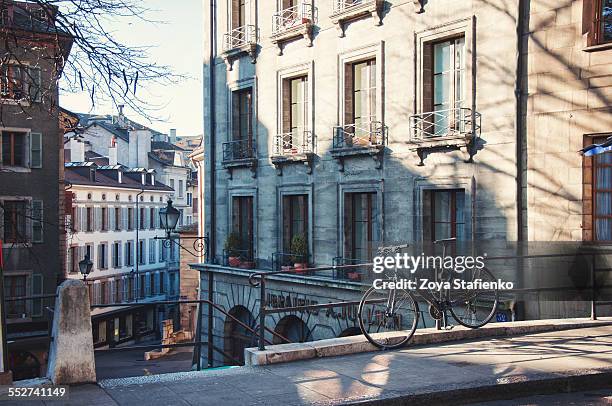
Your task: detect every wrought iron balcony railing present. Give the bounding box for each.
[409,107,481,141]
[223,25,258,52]
[333,0,375,13]
[273,130,313,156]
[333,121,385,149]
[222,139,256,162]
[272,3,313,34]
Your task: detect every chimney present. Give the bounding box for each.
[69,138,85,162]
[128,129,152,168]
[169,129,177,143]
[108,145,118,166]
[116,104,127,128]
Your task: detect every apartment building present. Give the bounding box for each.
[0,0,73,378]
[193,0,612,365]
[73,110,194,227]
[64,143,181,347]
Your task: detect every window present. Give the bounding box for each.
[282,195,308,255]
[101,207,107,231]
[429,37,465,135]
[138,240,146,265]
[139,207,145,230]
[160,241,167,261]
[232,196,254,259]
[233,88,253,142]
[344,192,379,262]
[86,244,94,264]
[424,190,465,241]
[179,209,184,226]
[587,0,612,45]
[139,274,146,299]
[112,242,121,268]
[282,75,308,151]
[98,243,108,269]
[1,131,26,167]
[114,208,121,231]
[125,241,134,267]
[100,281,107,305]
[187,192,193,207]
[232,0,247,29]
[127,208,134,230]
[127,276,134,301]
[594,150,612,240]
[3,200,26,242]
[69,246,79,273]
[4,275,27,317]
[0,65,41,101]
[150,273,155,296]
[345,59,376,135]
[178,180,184,198]
[86,207,93,232]
[159,271,165,294]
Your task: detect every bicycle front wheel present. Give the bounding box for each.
[358,286,419,350]
[449,267,498,328]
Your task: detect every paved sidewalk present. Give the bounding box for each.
[5,322,612,405]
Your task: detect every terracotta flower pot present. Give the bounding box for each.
[347,271,361,281]
[228,256,241,267]
[239,261,255,269]
[293,263,309,274]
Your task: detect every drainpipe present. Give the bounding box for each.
[515,0,526,242]
[514,0,527,321]
[209,0,217,261]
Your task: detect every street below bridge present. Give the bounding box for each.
[5,320,612,405]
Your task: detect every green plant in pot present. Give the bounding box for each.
[290,234,308,273]
[224,232,242,267]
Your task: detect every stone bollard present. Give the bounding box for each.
[46,279,96,384]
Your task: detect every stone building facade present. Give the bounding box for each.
[194,0,612,366]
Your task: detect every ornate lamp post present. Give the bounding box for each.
[156,199,209,260]
[79,254,93,281]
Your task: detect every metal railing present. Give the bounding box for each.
[271,252,309,272]
[273,130,313,156]
[223,25,258,52]
[409,107,481,141]
[222,139,256,162]
[333,0,374,13]
[272,3,313,34]
[332,257,370,280]
[333,121,385,149]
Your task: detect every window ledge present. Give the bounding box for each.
[330,144,384,171]
[271,23,313,55]
[221,43,257,70]
[330,0,385,37]
[221,157,257,179]
[0,99,32,107]
[407,134,473,165]
[583,42,612,53]
[271,152,314,175]
[0,166,31,173]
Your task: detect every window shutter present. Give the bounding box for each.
[282,79,291,133]
[344,63,354,125]
[122,207,128,230]
[27,67,41,102]
[145,273,151,296]
[109,207,115,231]
[344,194,353,258]
[31,200,43,243]
[154,272,160,295]
[30,132,42,168]
[122,277,128,302]
[31,274,43,317]
[117,243,122,268]
[80,207,86,232]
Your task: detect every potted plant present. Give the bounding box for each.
[347,271,362,281]
[224,232,242,267]
[290,234,309,274]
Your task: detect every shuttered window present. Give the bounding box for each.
[1,131,27,167]
[30,132,42,168]
[31,200,43,243]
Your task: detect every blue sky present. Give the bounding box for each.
[60,0,203,137]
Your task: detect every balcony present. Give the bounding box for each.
[271,3,315,54]
[271,130,314,175]
[330,0,385,37]
[222,25,258,69]
[331,121,385,171]
[222,139,257,179]
[408,107,481,165]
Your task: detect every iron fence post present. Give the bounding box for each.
[591,253,597,320]
[258,276,266,351]
[195,301,203,371]
[207,271,214,367]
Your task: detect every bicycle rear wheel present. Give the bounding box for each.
[448,267,498,328]
[358,286,419,349]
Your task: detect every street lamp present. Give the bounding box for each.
[79,254,93,281]
[159,199,181,237]
[155,199,209,260]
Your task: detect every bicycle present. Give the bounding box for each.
[358,238,499,350]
